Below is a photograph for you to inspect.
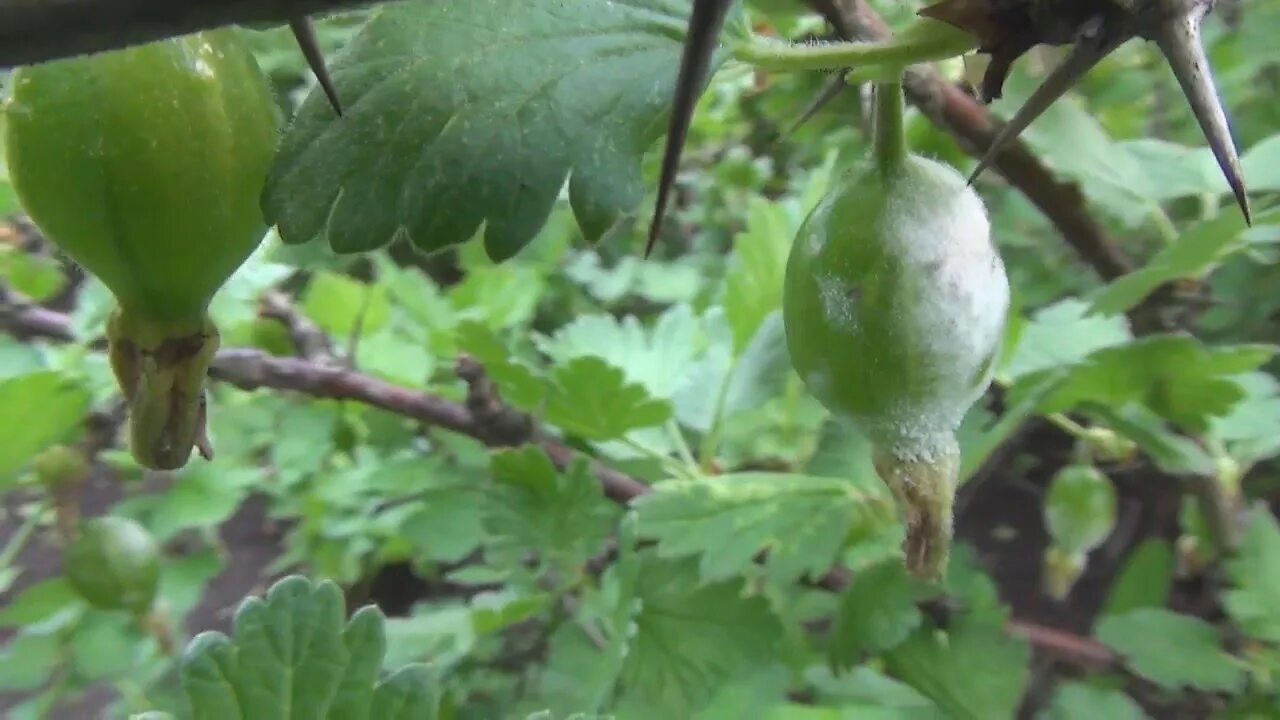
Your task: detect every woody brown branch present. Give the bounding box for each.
[0,0,375,68]
[0,284,1116,667]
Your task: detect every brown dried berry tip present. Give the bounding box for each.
[872,446,962,581]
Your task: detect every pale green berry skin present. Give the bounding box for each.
[1046,464,1118,555]
[783,154,1010,460]
[64,517,161,615]
[4,30,279,324]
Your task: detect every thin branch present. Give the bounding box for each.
[0,287,1115,667]
[0,0,378,69]
[802,0,1135,282]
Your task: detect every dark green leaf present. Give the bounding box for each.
[265,0,708,259]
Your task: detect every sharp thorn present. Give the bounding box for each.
[968,21,1128,185]
[780,73,850,142]
[290,17,343,117]
[646,0,734,258]
[1152,14,1250,224]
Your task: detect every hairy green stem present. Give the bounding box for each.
[874,81,907,177]
[732,17,975,73]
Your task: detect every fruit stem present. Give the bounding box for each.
[873,80,908,178]
[732,17,975,73]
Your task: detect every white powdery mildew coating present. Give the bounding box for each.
[870,158,1010,461]
[818,272,857,330]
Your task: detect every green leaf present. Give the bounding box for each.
[0,632,61,692]
[1209,372,1280,463]
[885,616,1030,720]
[618,556,784,718]
[1001,299,1131,381]
[1088,405,1215,476]
[265,0,717,260]
[136,464,258,542]
[0,370,90,481]
[1223,505,1280,643]
[1096,608,1243,692]
[544,356,672,441]
[1101,539,1175,617]
[485,447,616,567]
[1033,334,1276,432]
[724,197,795,352]
[0,578,81,628]
[301,270,391,339]
[0,247,65,302]
[1039,681,1144,720]
[1089,207,1280,316]
[449,261,544,330]
[633,473,893,585]
[538,304,703,402]
[455,321,546,410]
[1242,134,1280,192]
[175,575,443,719]
[829,561,924,669]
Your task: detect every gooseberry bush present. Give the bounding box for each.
[1,1,1279,718]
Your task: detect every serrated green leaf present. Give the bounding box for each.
[829,561,924,669]
[1039,681,1144,720]
[265,0,718,259]
[1089,207,1280,316]
[1001,299,1131,381]
[618,556,784,718]
[175,575,442,719]
[633,473,893,585]
[486,447,616,567]
[724,198,795,352]
[538,304,704,401]
[0,370,90,481]
[1096,609,1243,692]
[885,617,1030,720]
[1032,334,1277,433]
[1224,505,1280,644]
[544,356,672,441]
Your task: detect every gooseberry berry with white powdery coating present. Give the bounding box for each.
[783,83,1009,580]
